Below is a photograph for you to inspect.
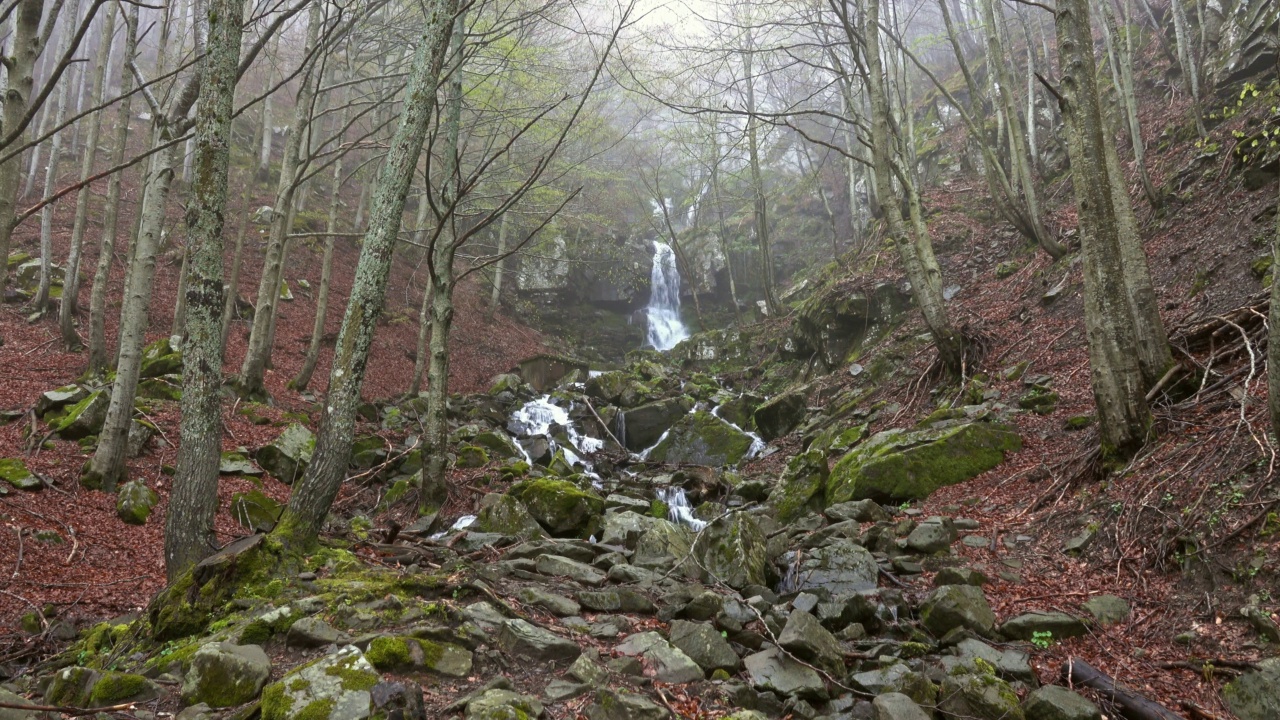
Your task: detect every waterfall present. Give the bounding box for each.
[645,242,689,351]
[657,487,707,532]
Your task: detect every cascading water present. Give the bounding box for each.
[507,395,604,480]
[657,487,707,532]
[645,242,689,351]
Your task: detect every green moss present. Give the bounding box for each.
[294,698,336,720]
[323,660,379,692]
[1065,415,1096,430]
[649,500,668,519]
[89,672,150,704]
[366,636,412,670]
[261,683,294,720]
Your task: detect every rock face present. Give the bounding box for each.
[261,646,380,720]
[648,410,755,466]
[827,422,1022,503]
[181,642,271,708]
[790,281,911,370]
[510,478,604,537]
[254,424,315,484]
[622,397,693,451]
[752,390,807,441]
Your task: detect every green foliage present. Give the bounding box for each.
[1030,630,1054,649]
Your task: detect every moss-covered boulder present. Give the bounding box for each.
[366,635,472,676]
[510,478,604,537]
[34,384,88,418]
[465,688,545,720]
[475,494,545,539]
[827,422,1021,503]
[220,451,263,476]
[585,370,632,404]
[621,396,694,451]
[44,666,100,706]
[470,430,523,461]
[753,390,807,441]
[632,519,696,576]
[715,392,764,430]
[88,672,159,706]
[260,645,380,720]
[695,512,768,590]
[348,435,385,470]
[117,480,159,525]
[48,390,108,440]
[939,664,1025,720]
[231,489,284,532]
[647,410,755,467]
[768,449,828,523]
[254,424,315,484]
[138,376,182,401]
[0,458,41,491]
[1223,661,1280,720]
[920,584,997,637]
[181,642,271,708]
[456,445,490,468]
[140,337,182,378]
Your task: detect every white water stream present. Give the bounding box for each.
[646,242,689,351]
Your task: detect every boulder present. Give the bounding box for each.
[260,645,379,720]
[475,494,545,539]
[823,499,887,523]
[140,337,182,378]
[231,489,283,533]
[776,609,845,675]
[44,666,100,706]
[647,410,755,467]
[716,393,763,429]
[1081,595,1130,626]
[535,554,606,586]
[370,682,426,720]
[34,385,87,418]
[466,688,545,720]
[753,390,807,441]
[0,458,40,491]
[614,631,703,683]
[456,445,489,468]
[946,638,1034,683]
[769,450,828,523]
[939,670,1024,720]
[905,516,957,554]
[48,390,107,440]
[0,688,41,720]
[742,646,826,701]
[471,430,524,461]
[254,424,315,484]
[632,520,695,576]
[622,397,693,451]
[510,478,604,537]
[1222,661,1280,720]
[366,636,472,676]
[873,692,932,720]
[87,672,159,706]
[287,617,346,649]
[517,587,580,617]
[849,664,936,705]
[695,512,768,590]
[116,480,159,525]
[181,642,272,708]
[781,538,878,597]
[1023,685,1102,720]
[1000,612,1087,641]
[126,420,157,458]
[827,423,1022,503]
[495,619,581,662]
[585,371,632,405]
[920,585,996,637]
[668,620,740,674]
[577,589,656,614]
[585,689,669,720]
[599,511,663,549]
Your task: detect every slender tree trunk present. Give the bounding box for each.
[710,130,740,321]
[87,3,138,375]
[262,203,296,371]
[1056,0,1151,459]
[0,0,45,309]
[219,178,253,358]
[60,0,117,350]
[410,270,434,395]
[238,6,321,397]
[256,33,277,181]
[274,0,458,550]
[1270,157,1280,437]
[1169,0,1206,136]
[171,247,190,337]
[1100,0,1161,210]
[34,0,85,315]
[166,0,242,580]
[743,36,778,315]
[486,210,508,317]
[865,0,963,373]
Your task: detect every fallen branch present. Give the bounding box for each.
[0,700,138,717]
[1064,658,1187,720]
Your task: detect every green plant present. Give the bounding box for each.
[1031,630,1054,649]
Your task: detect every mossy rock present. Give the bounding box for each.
[138,376,182,401]
[694,512,768,590]
[939,663,1024,720]
[475,494,545,539]
[231,489,284,532]
[995,261,1019,279]
[181,642,272,708]
[0,458,41,491]
[456,445,490,469]
[510,478,604,537]
[35,384,88,417]
[140,337,183,378]
[768,449,829,523]
[254,424,315,484]
[49,390,108,440]
[753,389,807,441]
[1223,663,1280,720]
[365,635,472,676]
[1064,415,1095,431]
[260,645,379,720]
[220,451,264,476]
[117,480,159,525]
[349,435,385,470]
[89,671,159,705]
[44,666,100,706]
[827,422,1021,503]
[1018,388,1059,415]
[150,534,275,641]
[647,410,755,467]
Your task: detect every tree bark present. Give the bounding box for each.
[218,177,253,358]
[742,33,778,316]
[1098,0,1161,210]
[60,0,116,349]
[274,0,458,550]
[0,0,45,309]
[87,3,138,375]
[1056,0,1151,459]
[1270,150,1280,438]
[166,0,243,581]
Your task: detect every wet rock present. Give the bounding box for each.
[695,512,768,590]
[495,619,581,662]
[1000,612,1087,641]
[1022,685,1101,720]
[743,646,827,701]
[647,410,755,467]
[776,609,844,676]
[511,478,605,537]
[920,585,996,637]
[471,430,524,461]
[254,424,315,484]
[116,480,159,525]
[753,390,807,441]
[668,620,740,674]
[717,393,764,430]
[827,423,1021,503]
[781,538,879,597]
[615,631,702,683]
[181,642,271,708]
[622,397,694,451]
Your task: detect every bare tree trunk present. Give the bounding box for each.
[238,6,321,398]
[166,0,242,580]
[1098,0,1161,210]
[709,130,740,321]
[34,0,85,315]
[170,246,190,337]
[0,0,45,310]
[256,33,277,181]
[60,0,117,350]
[742,33,778,316]
[1056,0,1151,459]
[274,0,458,550]
[1270,153,1280,437]
[409,268,433,395]
[219,177,253,357]
[486,210,508,317]
[1169,0,1206,136]
[87,3,138,374]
